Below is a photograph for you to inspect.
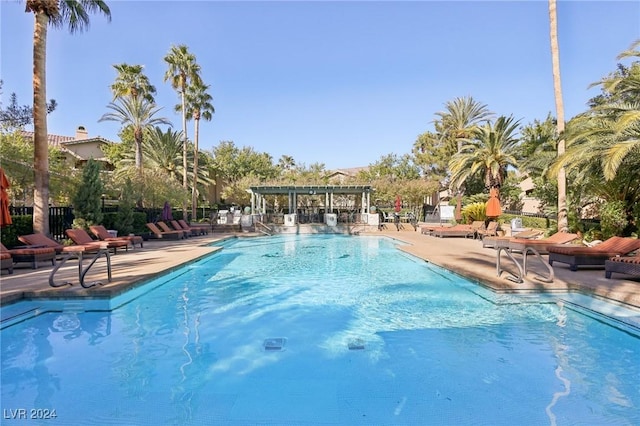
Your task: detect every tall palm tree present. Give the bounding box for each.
[99,97,170,172]
[449,115,522,191]
[24,0,111,234]
[110,63,156,103]
[549,0,568,232]
[182,81,214,217]
[435,96,494,152]
[163,44,202,219]
[435,96,493,218]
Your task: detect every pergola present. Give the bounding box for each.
[248,185,373,215]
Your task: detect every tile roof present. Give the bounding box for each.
[20,131,75,147]
[19,131,114,147]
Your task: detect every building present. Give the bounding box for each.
[21,126,114,170]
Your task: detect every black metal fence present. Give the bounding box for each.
[9,206,74,240]
[7,205,219,240]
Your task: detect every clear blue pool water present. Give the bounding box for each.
[1,234,639,425]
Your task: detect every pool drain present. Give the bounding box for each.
[348,338,365,350]
[263,337,286,351]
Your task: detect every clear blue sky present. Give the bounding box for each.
[1,1,639,170]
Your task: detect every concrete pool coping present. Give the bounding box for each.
[1,228,639,310]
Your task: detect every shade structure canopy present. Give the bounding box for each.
[0,168,12,227]
[485,187,502,218]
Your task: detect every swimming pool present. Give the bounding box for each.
[1,234,639,425]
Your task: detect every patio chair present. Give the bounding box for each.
[146,222,183,239]
[157,221,189,238]
[1,252,13,274]
[476,221,499,240]
[605,252,640,279]
[0,242,56,270]
[507,232,579,254]
[171,220,199,237]
[90,225,144,248]
[432,224,475,238]
[548,236,640,271]
[179,219,209,235]
[482,229,543,249]
[66,228,131,254]
[18,233,64,254]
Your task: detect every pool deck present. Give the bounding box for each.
[1,228,639,310]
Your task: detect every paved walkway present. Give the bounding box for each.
[1,229,639,309]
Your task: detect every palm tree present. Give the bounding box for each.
[24,0,111,234]
[553,43,640,180]
[435,96,494,152]
[143,126,214,189]
[449,116,522,191]
[182,81,214,218]
[110,63,156,103]
[549,0,568,232]
[277,155,296,173]
[163,44,202,219]
[143,126,184,181]
[99,97,170,172]
[435,96,494,218]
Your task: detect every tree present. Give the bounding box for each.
[449,115,521,192]
[72,158,104,229]
[0,130,77,205]
[116,177,135,236]
[0,81,56,130]
[99,97,170,172]
[412,130,453,183]
[211,141,278,184]
[548,42,640,234]
[434,96,494,152]
[24,0,110,235]
[182,80,214,217]
[110,63,156,103]
[164,44,202,219]
[277,155,296,172]
[549,0,568,232]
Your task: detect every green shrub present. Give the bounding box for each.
[0,215,33,248]
[461,202,486,223]
[600,200,627,238]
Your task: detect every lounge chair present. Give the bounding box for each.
[507,232,579,254]
[66,228,131,254]
[482,229,543,248]
[157,221,189,238]
[178,219,209,235]
[1,252,13,274]
[146,222,183,239]
[476,221,499,239]
[605,252,640,279]
[0,242,56,269]
[171,220,199,237]
[90,225,144,248]
[548,236,640,271]
[432,224,475,238]
[18,233,64,254]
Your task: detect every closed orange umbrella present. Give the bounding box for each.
[0,167,12,227]
[394,195,402,213]
[485,187,502,218]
